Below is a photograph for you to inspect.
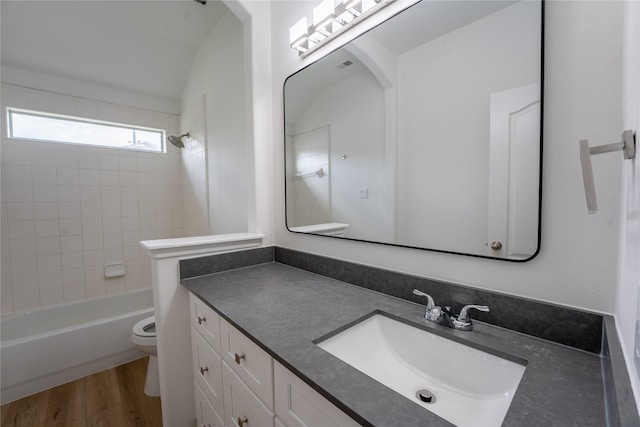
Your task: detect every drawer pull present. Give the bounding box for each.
[234,353,245,364]
[237,416,248,427]
[197,316,206,325]
[199,366,208,375]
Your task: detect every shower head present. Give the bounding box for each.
[167,133,190,149]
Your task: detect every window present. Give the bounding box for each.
[7,108,165,153]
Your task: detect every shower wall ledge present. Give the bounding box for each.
[140,233,265,259]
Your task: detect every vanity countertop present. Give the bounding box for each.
[182,262,605,427]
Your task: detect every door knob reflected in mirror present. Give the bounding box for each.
[490,241,503,251]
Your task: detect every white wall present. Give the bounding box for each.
[181,10,249,235]
[616,0,640,410]
[0,83,182,313]
[396,1,540,254]
[271,0,624,313]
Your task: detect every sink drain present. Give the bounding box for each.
[416,389,436,404]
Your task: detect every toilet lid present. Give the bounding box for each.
[133,316,156,337]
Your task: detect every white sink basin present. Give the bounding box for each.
[316,313,526,427]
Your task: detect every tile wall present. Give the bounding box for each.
[0,83,184,313]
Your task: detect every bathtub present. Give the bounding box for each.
[1,288,154,404]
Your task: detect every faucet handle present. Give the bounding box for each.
[412,289,435,310]
[458,305,490,323]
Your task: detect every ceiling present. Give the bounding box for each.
[0,0,229,103]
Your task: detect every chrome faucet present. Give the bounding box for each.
[412,289,489,331]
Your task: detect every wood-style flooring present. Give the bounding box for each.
[1,357,162,427]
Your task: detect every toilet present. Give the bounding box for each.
[131,316,159,397]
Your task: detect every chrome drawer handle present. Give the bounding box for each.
[237,416,248,427]
[234,353,245,364]
[199,366,208,375]
[197,316,206,325]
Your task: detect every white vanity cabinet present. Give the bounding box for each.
[189,292,360,427]
[274,361,361,427]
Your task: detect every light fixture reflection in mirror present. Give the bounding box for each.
[284,0,543,261]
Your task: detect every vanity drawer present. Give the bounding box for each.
[220,317,274,409]
[190,292,221,353]
[274,361,360,427]
[191,326,224,420]
[194,379,224,427]
[222,362,274,427]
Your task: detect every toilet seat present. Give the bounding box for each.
[133,316,156,337]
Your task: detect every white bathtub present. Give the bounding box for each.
[1,288,154,404]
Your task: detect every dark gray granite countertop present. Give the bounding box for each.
[182,262,605,427]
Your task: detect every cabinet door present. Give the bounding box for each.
[194,380,225,427]
[190,292,221,353]
[274,361,361,427]
[192,326,224,420]
[220,318,274,409]
[222,362,274,427]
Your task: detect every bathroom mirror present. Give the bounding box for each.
[284,0,543,261]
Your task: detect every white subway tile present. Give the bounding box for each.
[82,234,103,251]
[8,221,35,239]
[123,245,140,261]
[33,185,58,202]
[1,295,14,313]
[32,167,57,184]
[62,268,85,287]
[6,202,35,221]
[30,149,57,167]
[9,239,36,258]
[101,201,121,218]
[56,151,78,168]
[79,169,100,186]
[6,184,34,202]
[100,170,120,186]
[59,219,82,236]
[100,186,120,202]
[103,232,123,249]
[103,217,122,233]
[122,231,140,246]
[119,156,138,172]
[35,219,60,237]
[60,236,83,253]
[28,89,53,111]
[4,165,32,184]
[82,217,103,234]
[63,285,85,302]
[37,254,61,272]
[2,146,31,165]
[104,247,123,264]
[121,202,139,217]
[78,153,101,170]
[57,185,81,202]
[80,185,101,202]
[100,153,119,170]
[34,202,59,220]
[36,270,61,289]
[84,266,103,282]
[36,237,60,255]
[125,274,143,291]
[120,186,139,203]
[122,216,139,232]
[81,201,102,218]
[85,281,106,299]
[57,168,80,185]
[61,251,84,269]
[119,171,137,185]
[83,250,104,267]
[59,202,82,219]
[53,94,77,116]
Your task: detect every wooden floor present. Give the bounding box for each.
[1,357,162,427]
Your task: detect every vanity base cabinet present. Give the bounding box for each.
[189,292,360,427]
[194,379,224,427]
[222,362,275,427]
[274,361,361,427]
